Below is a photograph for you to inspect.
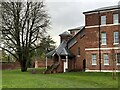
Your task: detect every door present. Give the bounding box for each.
[83,59,86,71]
[64,56,68,72]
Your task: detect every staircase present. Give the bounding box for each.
[44,62,60,74]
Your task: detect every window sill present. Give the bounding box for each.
[101,44,107,46]
[92,64,97,65]
[113,43,119,45]
[104,64,109,66]
[116,63,120,65]
[77,55,80,57]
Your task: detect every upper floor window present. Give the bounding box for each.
[114,32,119,44]
[116,53,120,65]
[104,54,109,65]
[77,47,80,55]
[113,14,119,24]
[92,54,97,65]
[101,16,106,25]
[101,32,106,45]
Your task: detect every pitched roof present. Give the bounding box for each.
[59,31,72,36]
[67,26,85,48]
[46,49,56,58]
[46,41,74,58]
[83,5,120,14]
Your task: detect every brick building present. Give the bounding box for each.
[45,5,120,73]
[83,5,120,72]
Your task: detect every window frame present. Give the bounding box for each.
[113,14,119,24]
[116,53,120,65]
[101,32,107,45]
[77,47,80,55]
[114,31,119,45]
[92,54,97,65]
[103,54,109,65]
[101,15,106,25]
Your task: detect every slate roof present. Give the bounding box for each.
[67,26,85,48]
[59,31,72,36]
[46,41,74,58]
[46,49,56,58]
[83,5,120,14]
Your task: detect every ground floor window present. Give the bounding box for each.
[116,53,120,65]
[92,54,97,65]
[103,54,109,65]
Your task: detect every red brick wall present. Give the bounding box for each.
[85,11,120,26]
[1,61,20,70]
[85,10,120,71]
[70,29,86,71]
[35,59,54,68]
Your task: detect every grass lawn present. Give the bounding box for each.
[2,68,119,88]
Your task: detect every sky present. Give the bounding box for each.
[45,0,119,46]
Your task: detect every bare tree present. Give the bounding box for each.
[0,1,50,72]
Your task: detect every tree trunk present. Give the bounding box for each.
[21,61,27,72]
[19,55,28,72]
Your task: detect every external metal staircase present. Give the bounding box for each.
[44,62,60,74]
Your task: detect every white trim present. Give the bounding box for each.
[116,63,120,65]
[92,64,97,65]
[113,43,119,45]
[85,70,120,72]
[85,47,120,51]
[101,44,107,46]
[64,56,68,72]
[46,57,47,69]
[85,25,99,28]
[85,23,120,29]
[104,64,109,65]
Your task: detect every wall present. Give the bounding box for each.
[69,29,86,71]
[1,61,20,70]
[85,10,120,71]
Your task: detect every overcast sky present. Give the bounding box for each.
[45,0,119,46]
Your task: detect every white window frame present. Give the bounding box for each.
[101,16,106,25]
[116,53,120,65]
[113,14,119,24]
[92,54,97,65]
[104,54,109,65]
[114,32,119,45]
[101,32,107,45]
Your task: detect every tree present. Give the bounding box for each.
[35,35,56,59]
[0,1,50,72]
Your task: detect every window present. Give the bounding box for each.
[77,47,80,55]
[104,54,109,65]
[116,53,120,65]
[114,32,119,44]
[92,54,97,65]
[101,16,106,25]
[101,32,106,45]
[113,14,119,24]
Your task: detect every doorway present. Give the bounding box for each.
[83,59,86,71]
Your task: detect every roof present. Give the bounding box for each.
[46,41,74,58]
[83,5,120,14]
[67,26,85,48]
[59,31,72,36]
[46,49,56,58]
[68,26,84,31]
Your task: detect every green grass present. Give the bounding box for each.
[1,68,119,88]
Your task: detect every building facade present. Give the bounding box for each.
[83,5,120,72]
[45,5,120,73]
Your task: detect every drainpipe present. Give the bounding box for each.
[98,11,101,72]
